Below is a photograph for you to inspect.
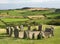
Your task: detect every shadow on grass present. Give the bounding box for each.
[0,33,9,39]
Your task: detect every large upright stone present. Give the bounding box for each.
[20,25,24,31]
[14,26,19,38]
[9,27,13,37]
[32,33,35,39]
[23,31,27,39]
[44,27,53,38]
[38,25,42,32]
[28,25,31,30]
[16,26,20,30]
[37,32,43,39]
[49,26,54,36]
[6,26,9,34]
[6,26,13,37]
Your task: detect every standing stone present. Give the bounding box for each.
[9,27,13,37]
[23,31,27,39]
[6,26,9,34]
[38,24,42,32]
[14,26,19,38]
[10,26,14,32]
[32,33,35,39]
[45,27,52,38]
[27,25,31,39]
[28,25,31,30]
[6,26,13,37]
[37,32,42,39]
[16,26,20,30]
[20,25,24,31]
[38,25,43,39]
[50,26,54,36]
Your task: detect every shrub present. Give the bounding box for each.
[30,21,38,25]
[54,16,60,19]
[47,19,60,25]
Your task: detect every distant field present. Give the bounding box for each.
[0,9,52,16]
[0,9,60,28]
[0,9,60,19]
[0,25,60,44]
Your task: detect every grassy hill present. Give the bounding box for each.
[0,8,60,44]
[0,8,60,28]
[0,8,55,16]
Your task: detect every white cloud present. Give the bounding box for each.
[0,0,60,9]
[0,0,57,3]
[10,0,54,3]
[29,0,48,2]
[0,0,60,4]
[0,0,9,3]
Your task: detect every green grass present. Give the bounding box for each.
[0,9,55,16]
[0,25,60,44]
[0,18,29,28]
[0,9,60,44]
[0,18,29,24]
[1,18,29,22]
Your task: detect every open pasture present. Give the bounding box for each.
[0,25,60,44]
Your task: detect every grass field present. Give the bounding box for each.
[0,25,60,44]
[1,18,29,22]
[0,8,60,44]
[0,18,30,28]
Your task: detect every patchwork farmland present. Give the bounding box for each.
[0,8,60,44]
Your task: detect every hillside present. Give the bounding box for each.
[0,8,56,17]
[0,8,60,28]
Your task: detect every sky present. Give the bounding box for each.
[0,0,60,10]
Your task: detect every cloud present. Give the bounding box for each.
[9,0,56,3]
[0,0,9,3]
[0,0,59,4]
[0,0,60,10]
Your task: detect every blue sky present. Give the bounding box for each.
[0,0,60,10]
